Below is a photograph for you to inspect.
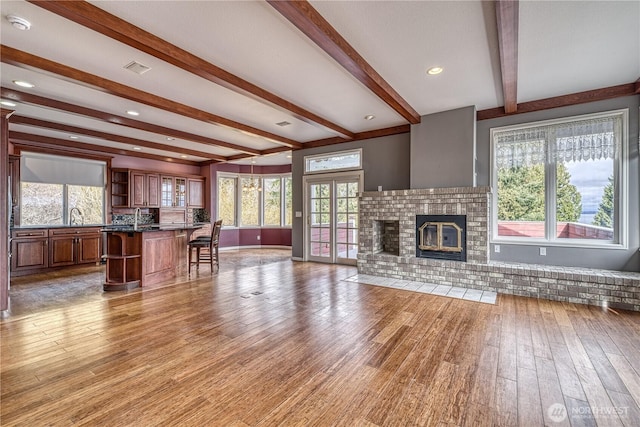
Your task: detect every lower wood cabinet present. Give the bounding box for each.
[11,227,102,276]
[49,228,102,267]
[11,229,48,273]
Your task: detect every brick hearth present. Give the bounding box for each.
[358,187,640,311]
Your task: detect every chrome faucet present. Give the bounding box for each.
[133,207,141,231]
[69,207,83,226]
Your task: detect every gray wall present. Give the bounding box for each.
[410,106,476,189]
[291,133,410,258]
[476,95,640,271]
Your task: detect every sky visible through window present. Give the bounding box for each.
[565,158,611,224]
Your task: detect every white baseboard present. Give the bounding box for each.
[219,245,292,251]
[291,257,305,262]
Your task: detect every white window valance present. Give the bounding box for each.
[495,115,622,169]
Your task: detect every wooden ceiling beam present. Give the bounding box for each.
[28,0,354,140]
[10,116,226,162]
[303,124,410,149]
[267,0,421,125]
[635,78,640,94]
[496,0,519,114]
[9,132,201,166]
[1,87,261,156]
[0,45,302,149]
[477,82,636,120]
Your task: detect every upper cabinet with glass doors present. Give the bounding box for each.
[161,176,187,208]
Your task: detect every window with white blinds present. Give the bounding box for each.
[20,153,106,226]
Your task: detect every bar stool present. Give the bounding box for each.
[188,219,222,274]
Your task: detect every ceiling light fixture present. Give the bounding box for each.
[427,66,444,75]
[13,80,34,88]
[364,114,375,121]
[180,155,188,158]
[126,110,140,116]
[243,159,262,192]
[69,135,79,139]
[0,100,17,107]
[166,137,175,141]
[7,15,31,31]
[132,146,142,150]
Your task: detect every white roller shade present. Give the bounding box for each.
[20,152,105,187]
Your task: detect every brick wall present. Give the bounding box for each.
[358,187,640,311]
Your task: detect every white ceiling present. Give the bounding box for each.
[1,0,638,166]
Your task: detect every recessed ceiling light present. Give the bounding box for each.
[364,115,375,121]
[286,154,292,159]
[69,135,79,139]
[7,15,31,31]
[0,100,16,107]
[132,146,142,151]
[180,155,188,158]
[126,110,139,116]
[166,137,175,141]
[427,66,444,75]
[13,80,34,88]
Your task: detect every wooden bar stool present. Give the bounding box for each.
[188,219,222,274]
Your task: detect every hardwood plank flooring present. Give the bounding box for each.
[2,249,639,426]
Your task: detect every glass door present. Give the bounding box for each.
[335,180,359,264]
[306,174,361,265]
[308,182,332,263]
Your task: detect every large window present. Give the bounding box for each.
[217,173,292,227]
[218,176,237,226]
[20,153,105,226]
[491,110,627,246]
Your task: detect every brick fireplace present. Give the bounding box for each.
[360,186,489,264]
[358,187,640,311]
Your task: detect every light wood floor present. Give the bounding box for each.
[2,249,639,426]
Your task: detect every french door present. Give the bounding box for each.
[305,172,362,265]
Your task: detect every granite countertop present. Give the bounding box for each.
[12,223,208,232]
[11,224,108,230]
[101,223,208,232]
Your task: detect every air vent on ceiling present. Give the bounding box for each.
[124,61,151,75]
[276,121,291,127]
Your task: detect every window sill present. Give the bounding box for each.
[221,226,292,230]
[491,237,628,251]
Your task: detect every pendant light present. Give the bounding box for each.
[242,159,261,192]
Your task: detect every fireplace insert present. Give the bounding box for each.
[416,215,466,261]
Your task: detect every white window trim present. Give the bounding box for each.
[302,170,364,262]
[217,172,292,229]
[304,148,362,175]
[490,109,628,250]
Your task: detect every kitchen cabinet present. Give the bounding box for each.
[110,168,204,212]
[187,178,204,208]
[111,169,130,208]
[161,176,187,208]
[11,227,102,275]
[49,228,102,267]
[131,171,160,208]
[11,229,48,273]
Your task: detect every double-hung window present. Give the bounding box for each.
[491,110,627,246]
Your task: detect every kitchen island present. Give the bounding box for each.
[101,223,205,291]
